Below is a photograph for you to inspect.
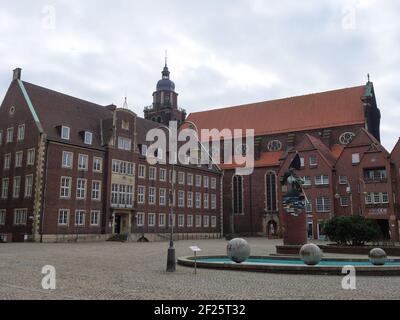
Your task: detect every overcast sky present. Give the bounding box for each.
[0,0,399,149]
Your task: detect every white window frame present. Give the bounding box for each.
[17,124,25,141]
[187,174,194,186]
[195,175,202,187]
[62,151,73,169]
[137,213,145,227]
[187,192,193,208]
[24,175,34,198]
[27,148,35,166]
[90,210,101,226]
[61,126,70,140]
[60,177,72,199]
[178,172,185,185]
[211,216,217,228]
[203,215,210,228]
[92,180,102,201]
[58,209,70,226]
[160,168,167,182]
[13,176,21,199]
[4,153,11,170]
[315,175,329,186]
[203,176,209,188]
[149,187,156,205]
[6,127,14,143]
[138,165,146,179]
[187,215,193,227]
[78,154,89,171]
[159,213,166,227]
[75,210,86,226]
[76,178,87,200]
[148,213,156,227]
[204,193,209,209]
[159,188,166,206]
[15,151,23,168]
[195,192,202,209]
[195,215,202,228]
[178,190,185,208]
[178,214,185,227]
[93,157,103,173]
[84,131,93,145]
[339,175,348,185]
[138,186,145,204]
[14,209,27,226]
[211,177,217,189]
[352,153,360,164]
[316,197,331,213]
[309,155,317,167]
[149,167,157,181]
[1,178,9,199]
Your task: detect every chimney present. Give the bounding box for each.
[13,68,22,81]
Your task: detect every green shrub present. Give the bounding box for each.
[322,215,382,246]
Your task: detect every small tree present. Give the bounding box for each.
[322,215,382,246]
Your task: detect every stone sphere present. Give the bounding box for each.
[227,238,251,263]
[300,244,322,266]
[369,248,387,266]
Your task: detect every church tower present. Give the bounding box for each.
[144,56,186,126]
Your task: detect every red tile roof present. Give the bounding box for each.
[187,86,366,137]
[220,151,283,170]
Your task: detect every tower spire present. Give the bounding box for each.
[165,49,168,67]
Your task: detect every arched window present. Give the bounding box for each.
[232,175,244,214]
[265,171,277,212]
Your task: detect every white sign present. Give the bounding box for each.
[189,246,202,252]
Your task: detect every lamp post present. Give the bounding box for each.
[166,163,176,272]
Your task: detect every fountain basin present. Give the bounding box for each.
[177,255,400,276]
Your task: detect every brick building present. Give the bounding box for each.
[0,68,222,242]
[187,79,400,241]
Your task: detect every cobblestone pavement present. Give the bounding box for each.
[0,238,399,300]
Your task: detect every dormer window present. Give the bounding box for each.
[61,126,70,140]
[141,145,148,157]
[84,131,93,145]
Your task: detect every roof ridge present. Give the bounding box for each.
[189,84,366,115]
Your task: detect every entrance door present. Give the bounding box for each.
[114,215,122,234]
[377,219,390,239]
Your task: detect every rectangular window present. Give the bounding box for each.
[302,176,312,186]
[306,198,313,213]
[373,193,381,204]
[339,176,348,185]
[1,178,9,199]
[187,215,193,227]
[17,124,25,141]
[138,186,145,204]
[61,126,70,140]
[211,177,217,189]
[149,167,157,180]
[137,213,145,227]
[340,196,349,207]
[309,155,317,167]
[15,151,23,168]
[60,177,72,198]
[203,216,210,228]
[13,176,21,198]
[118,137,132,151]
[178,215,185,227]
[0,210,5,225]
[78,154,88,171]
[58,210,69,226]
[138,165,146,179]
[187,192,193,208]
[315,175,329,186]
[211,194,217,209]
[195,215,202,228]
[211,216,217,228]
[84,131,93,145]
[178,172,185,185]
[27,149,35,166]
[62,151,73,169]
[159,214,166,227]
[160,168,166,182]
[75,210,85,226]
[141,145,148,156]
[195,175,202,187]
[6,127,14,143]
[365,193,373,205]
[204,193,209,209]
[122,120,129,130]
[352,153,360,164]
[195,192,202,209]
[92,181,101,201]
[90,211,100,226]
[149,187,156,205]
[24,175,33,198]
[300,157,305,168]
[187,174,193,186]
[178,191,185,208]
[382,192,389,204]
[203,176,209,188]
[148,213,156,227]
[93,157,103,172]
[76,179,87,199]
[169,170,176,184]
[4,154,11,170]
[14,209,27,225]
[111,184,118,205]
[316,197,331,213]
[159,188,166,206]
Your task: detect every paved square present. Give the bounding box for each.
[0,238,399,300]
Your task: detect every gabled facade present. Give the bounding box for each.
[0,69,222,242]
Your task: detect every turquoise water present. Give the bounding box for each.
[197,257,400,267]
